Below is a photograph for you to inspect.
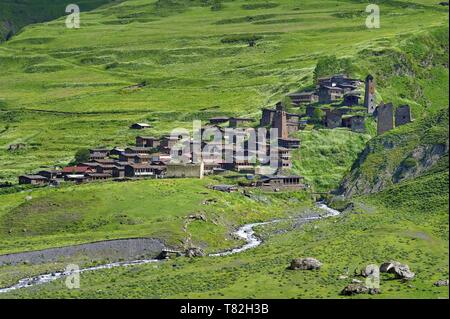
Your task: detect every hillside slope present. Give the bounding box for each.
[0,0,448,182]
[339,108,449,197]
[0,0,119,42]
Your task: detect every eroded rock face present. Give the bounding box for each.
[380,261,415,280]
[341,284,368,296]
[289,258,322,270]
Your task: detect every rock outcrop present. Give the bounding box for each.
[339,109,449,197]
[289,258,322,270]
[380,261,415,280]
[340,284,368,296]
[433,279,449,287]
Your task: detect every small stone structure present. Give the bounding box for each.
[165,162,205,179]
[377,102,394,135]
[326,111,342,129]
[395,105,413,127]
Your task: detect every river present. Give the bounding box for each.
[0,202,341,294]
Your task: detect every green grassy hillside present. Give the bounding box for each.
[0,0,448,299]
[340,108,449,197]
[0,0,448,181]
[0,0,120,42]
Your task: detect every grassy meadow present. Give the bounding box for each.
[1,166,447,299]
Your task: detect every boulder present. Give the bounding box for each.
[185,247,205,258]
[289,258,322,270]
[380,261,415,280]
[341,284,368,296]
[360,264,378,277]
[369,288,381,295]
[433,279,449,287]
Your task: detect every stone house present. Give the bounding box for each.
[343,92,361,106]
[165,162,204,179]
[136,136,160,148]
[38,170,63,180]
[278,138,300,149]
[318,86,344,104]
[325,111,342,129]
[256,175,305,190]
[125,147,153,154]
[209,117,230,125]
[85,173,112,181]
[342,115,366,133]
[229,117,254,128]
[287,92,319,105]
[18,175,48,185]
[112,166,125,178]
[124,164,165,178]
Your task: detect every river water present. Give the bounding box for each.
[0,202,341,294]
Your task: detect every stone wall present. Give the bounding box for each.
[395,105,412,127]
[377,102,394,135]
[165,162,204,179]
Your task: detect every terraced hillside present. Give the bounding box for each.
[0,0,448,299]
[0,0,448,182]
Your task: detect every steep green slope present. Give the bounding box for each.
[0,0,120,42]
[0,0,448,181]
[339,108,449,197]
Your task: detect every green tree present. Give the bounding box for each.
[312,108,325,124]
[74,148,90,164]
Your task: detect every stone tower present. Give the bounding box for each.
[377,102,394,135]
[273,109,288,139]
[364,74,376,114]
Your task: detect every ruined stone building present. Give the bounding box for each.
[342,115,366,133]
[395,105,413,127]
[377,102,394,135]
[318,86,344,104]
[325,111,342,129]
[343,91,361,106]
[364,75,377,114]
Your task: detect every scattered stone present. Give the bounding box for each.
[360,264,378,277]
[289,257,322,270]
[369,288,381,295]
[352,279,363,284]
[380,261,415,280]
[188,213,207,222]
[433,279,449,287]
[185,247,205,258]
[341,284,368,296]
[338,275,348,280]
[25,196,32,201]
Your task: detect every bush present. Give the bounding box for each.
[74,148,91,164]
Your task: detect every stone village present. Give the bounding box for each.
[18,74,413,191]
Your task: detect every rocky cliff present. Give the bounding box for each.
[339,108,449,197]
